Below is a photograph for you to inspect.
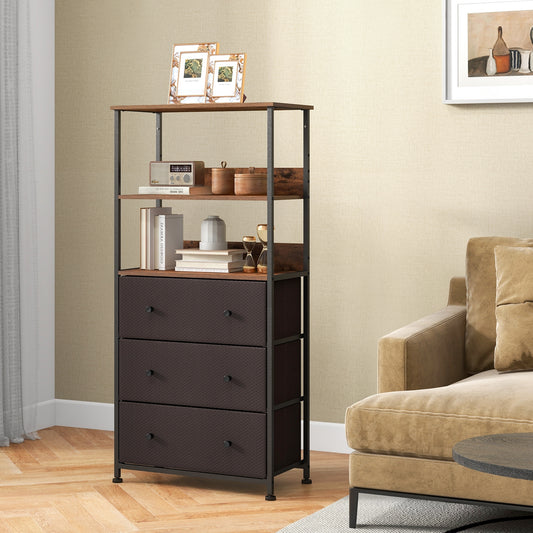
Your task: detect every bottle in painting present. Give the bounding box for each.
[493,26,510,73]
[486,48,496,76]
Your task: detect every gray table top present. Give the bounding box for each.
[453,433,533,481]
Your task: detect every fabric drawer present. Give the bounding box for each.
[119,402,267,478]
[119,339,301,411]
[119,339,266,411]
[118,276,300,346]
[118,402,301,478]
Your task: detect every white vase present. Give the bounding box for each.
[486,48,497,76]
[200,215,227,250]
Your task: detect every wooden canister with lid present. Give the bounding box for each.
[234,167,267,195]
[211,161,235,195]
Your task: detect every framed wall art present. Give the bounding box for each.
[206,53,246,103]
[168,42,219,104]
[444,0,533,103]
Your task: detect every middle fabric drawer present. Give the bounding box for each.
[119,339,266,412]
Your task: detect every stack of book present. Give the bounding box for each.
[140,207,183,270]
[138,184,212,195]
[175,248,245,273]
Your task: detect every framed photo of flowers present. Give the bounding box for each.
[168,43,219,104]
[206,53,247,103]
[444,0,533,103]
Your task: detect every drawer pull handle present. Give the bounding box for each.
[223,440,232,448]
[145,433,154,440]
[223,375,232,383]
[145,306,154,313]
[146,369,154,377]
[223,309,232,317]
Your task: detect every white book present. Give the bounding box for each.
[175,248,245,262]
[138,185,212,195]
[156,214,184,270]
[140,207,172,269]
[175,265,244,273]
[174,259,245,270]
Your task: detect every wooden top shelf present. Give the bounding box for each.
[110,102,314,113]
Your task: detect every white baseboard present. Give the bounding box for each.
[55,399,114,430]
[39,400,351,454]
[24,399,56,432]
[308,420,352,454]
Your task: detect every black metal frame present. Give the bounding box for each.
[349,487,533,530]
[112,103,312,500]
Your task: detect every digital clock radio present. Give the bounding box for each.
[149,161,205,186]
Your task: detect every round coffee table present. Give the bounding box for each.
[453,432,533,480]
[449,433,533,532]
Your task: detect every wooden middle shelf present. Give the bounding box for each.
[119,168,304,199]
[119,194,300,201]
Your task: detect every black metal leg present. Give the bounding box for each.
[113,467,123,483]
[349,487,359,528]
[265,476,276,501]
[302,465,312,484]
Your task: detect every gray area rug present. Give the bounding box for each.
[277,494,533,532]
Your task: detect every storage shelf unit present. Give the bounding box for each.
[112,101,312,500]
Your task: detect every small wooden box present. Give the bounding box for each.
[234,169,267,195]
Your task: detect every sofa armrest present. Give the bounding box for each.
[378,305,467,393]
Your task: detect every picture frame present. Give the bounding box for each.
[444,0,533,103]
[206,53,246,103]
[168,42,219,104]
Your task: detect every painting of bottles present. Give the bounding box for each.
[468,10,533,77]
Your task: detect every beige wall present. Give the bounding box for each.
[56,0,533,423]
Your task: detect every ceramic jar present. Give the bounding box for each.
[200,215,227,250]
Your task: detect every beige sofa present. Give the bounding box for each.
[345,237,533,528]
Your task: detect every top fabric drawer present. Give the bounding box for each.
[118,276,300,346]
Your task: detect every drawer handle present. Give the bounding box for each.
[145,306,154,313]
[223,309,232,317]
[146,369,154,377]
[145,433,154,440]
[223,375,232,383]
[223,440,232,448]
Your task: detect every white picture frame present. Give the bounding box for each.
[168,42,218,104]
[444,0,533,103]
[206,53,246,103]
[177,51,209,98]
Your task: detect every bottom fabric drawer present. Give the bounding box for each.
[118,402,300,479]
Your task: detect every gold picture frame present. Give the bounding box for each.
[206,53,246,103]
[168,42,219,104]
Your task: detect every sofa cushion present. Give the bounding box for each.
[345,369,533,461]
[465,237,533,374]
[495,246,533,372]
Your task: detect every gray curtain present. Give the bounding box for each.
[0,0,37,445]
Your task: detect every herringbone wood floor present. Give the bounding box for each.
[0,426,348,532]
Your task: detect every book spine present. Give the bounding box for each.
[140,209,147,269]
[158,216,165,270]
[139,186,191,195]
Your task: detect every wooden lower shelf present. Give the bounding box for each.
[119,268,268,280]
[118,268,306,281]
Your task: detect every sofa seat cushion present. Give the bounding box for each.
[345,369,533,461]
